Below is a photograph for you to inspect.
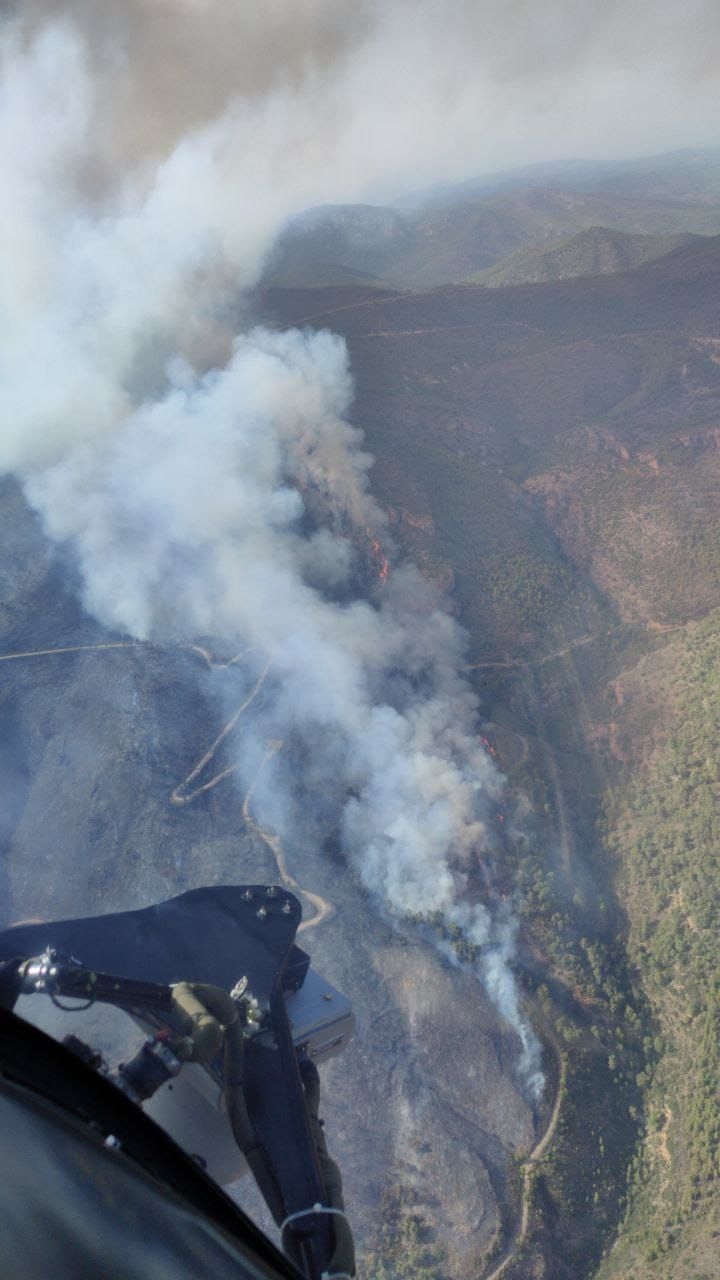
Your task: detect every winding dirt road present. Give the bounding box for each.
[170,658,269,806]
[268,287,428,332]
[170,654,334,933]
[468,619,689,674]
[483,1037,566,1280]
[0,640,334,937]
[0,641,145,663]
[240,743,334,935]
[467,632,606,672]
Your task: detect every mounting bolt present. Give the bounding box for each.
[266,885,278,897]
[256,906,268,920]
[242,888,253,900]
[230,976,249,1001]
[282,900,292,914]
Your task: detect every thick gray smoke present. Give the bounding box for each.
[20,320,542,1094]
[10,0,720,189]
[0,17,555,1093]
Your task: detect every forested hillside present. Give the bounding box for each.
[258,180,720,1276]
[597,614,720,1279]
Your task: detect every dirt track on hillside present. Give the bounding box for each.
[0,640,334,936]
[483,1035,566,1280]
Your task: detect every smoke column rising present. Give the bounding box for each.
[0,15,544,1095]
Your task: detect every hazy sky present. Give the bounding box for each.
[10,0,720,203]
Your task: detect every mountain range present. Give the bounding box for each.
[264,148,720,291]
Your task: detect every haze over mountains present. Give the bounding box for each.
[265,149,720,291]
[255,147,720,1277]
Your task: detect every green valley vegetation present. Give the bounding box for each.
[498,838,648,1278]
[595,612,720,1279]
[402,794,651,1278]
[491,614,720,1279]
[470,229,696,290]
[364,1193,445,1280]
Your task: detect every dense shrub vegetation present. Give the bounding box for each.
[596,612,720,1279]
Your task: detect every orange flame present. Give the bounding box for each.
[369,535,390,585]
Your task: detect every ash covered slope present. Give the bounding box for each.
[0,479,533,1268]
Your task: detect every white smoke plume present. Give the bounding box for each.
[10,0,720,188]
[0,15,546,1094]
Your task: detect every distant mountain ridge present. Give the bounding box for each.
[263,148,720,291]
[395,146,720,209]
[471,227,697,287]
